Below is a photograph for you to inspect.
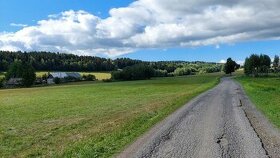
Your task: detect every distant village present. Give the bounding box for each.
[5,72,96,87]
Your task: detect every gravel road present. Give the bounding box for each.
[117,77,280,158]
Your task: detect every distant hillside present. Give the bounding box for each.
[0,51,222,74]
[0,51,141,72]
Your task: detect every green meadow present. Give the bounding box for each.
[236,76,280,128]
[0,74,220,157]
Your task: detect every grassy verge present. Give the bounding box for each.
[236,76,280,128]
[0,74,220,157]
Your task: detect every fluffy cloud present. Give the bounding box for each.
[1,0,280,56]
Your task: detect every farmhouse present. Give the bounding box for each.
[47,72,81,84]
[66,72,82,79]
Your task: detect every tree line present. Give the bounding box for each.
[244,54,279,76]
[223,54,280,76]
[0,51,141,72]
[0,51,224,86]
[0,51,223,75]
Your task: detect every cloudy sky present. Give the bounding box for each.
[1,0,280,62]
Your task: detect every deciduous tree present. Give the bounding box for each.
[223,58,237,75]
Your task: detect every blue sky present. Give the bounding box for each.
[0,0,134,32]
[1,0,280,63]
[121,40,280,62]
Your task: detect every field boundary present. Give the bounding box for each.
[116,76,221,157]
[234,79,280,157]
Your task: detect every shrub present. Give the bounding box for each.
[83,74,96,81]
[111,71,121,80]
[53,77,61,84]
[174,67,192,76]
[154,69,168,77]
[112,64,154,81]
[167,73,175,77]
[0,78,5,88]
[102,78,113,82]
[35,77,43,85]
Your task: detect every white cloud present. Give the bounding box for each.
[219,59,226,64]
[1,0,280,57]
[10,23,28,27]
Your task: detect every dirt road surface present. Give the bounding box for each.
[117,78,280,158]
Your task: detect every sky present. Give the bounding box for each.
[1,0,280,63]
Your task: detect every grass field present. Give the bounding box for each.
[0,74,220,157]
[36,72,111,80]
[236,76,280,128]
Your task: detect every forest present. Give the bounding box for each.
[0,51,223,75]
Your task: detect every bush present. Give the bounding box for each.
[35,77,43,85]
[112,64,154,81]
[111,71,121,80]
[0,78,5,88]
[53,77,61,84]
[174,67,192,76]
[154,69,168,77]
[167,73,175,77]
[102,78,113,82]
[82,74,96,81]
[202,65,222,73]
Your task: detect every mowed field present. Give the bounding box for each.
[36,72,111,80]
[236,76,280,128]
[0,74,220,157]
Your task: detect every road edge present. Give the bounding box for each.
[234,79,280,158]
[115,81,219,158]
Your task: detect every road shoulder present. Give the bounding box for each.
[235,80,280,158]
[115,86,216,158]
